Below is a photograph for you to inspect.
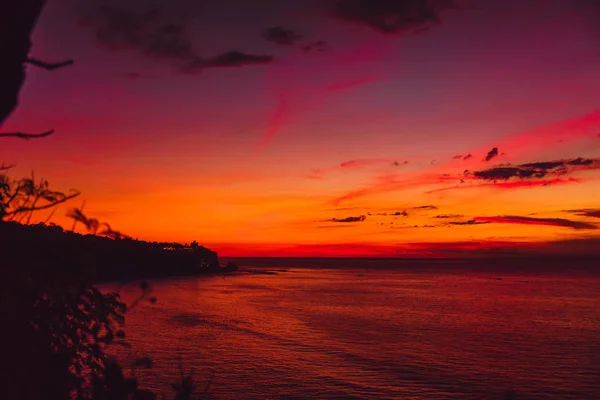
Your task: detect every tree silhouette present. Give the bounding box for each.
[0,3,215,398]
[0,0,73,137]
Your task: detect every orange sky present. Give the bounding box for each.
[2,0,600,256]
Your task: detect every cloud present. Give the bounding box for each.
[309,158,402,180]
[331,215,367,223]
[84,4,274,73]
[88,5,195,60]
[391,211,409,216]
[263,26,304,45]
[331,175,439,205]
[375,205,436,215]
[333,155,595,203]
[330,0,454,35]
[468,157,600,181]
[412,205,437,210]
[201,51,274,69]
[484,147,499,162]
[474,216,598,230]
[426,177,582,194]
[452,154,472,161]
[435,214,464,219]
[331,110,600,204]
[303,40,329,53]
[262,26,329,54]
[448,220,490,226]
[564,208,600,219]
[339,158,392,169]
[259,70,383,151]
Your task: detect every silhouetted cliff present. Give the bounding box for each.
[0,221,224,283]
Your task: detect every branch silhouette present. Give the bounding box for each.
[0,129,54,139]
[26,57,73,70]
[0,1,71,133]
[1,169,80,221]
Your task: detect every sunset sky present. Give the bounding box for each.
[2,0,600,256]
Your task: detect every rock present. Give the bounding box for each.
[223,262,239,272]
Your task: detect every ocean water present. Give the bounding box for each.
[111,259,600,399]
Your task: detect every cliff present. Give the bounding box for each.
[0,221,223,283]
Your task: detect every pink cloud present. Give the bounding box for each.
[426,177,583,194]
[257,97,289,151]
[258,35,393,150]
[331,109,600,204]
[463,109,600,163]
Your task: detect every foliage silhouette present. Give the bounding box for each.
[0,3,218,399]
[1,167,80,222]
[1,168,222,399]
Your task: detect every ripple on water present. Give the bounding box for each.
[112,266,600,399]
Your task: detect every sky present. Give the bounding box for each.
[2,0,600,257]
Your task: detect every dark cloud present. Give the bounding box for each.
[330,0,454,35]
[84,4,274,73]
[202,51,274,68]
[468,157,600,181]
[435,214,464,219]
[392,211,409,216]
[564,208,600,219]
[263,26,304,45]
[377,205,436,216]
[484,147,499,162]
[566,157,597,166]
[89,5,195,60]
[452,154,473,161]
[448,220,489,226]
[412,205,438,210]
[181,51,274,73]
[331,215,367,223]
[339,159,390,168]
[303,40,329,53]
[474,216,597,230]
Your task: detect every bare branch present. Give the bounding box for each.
[0,129,54,139]
[0,163,16,171]
[6,190,80,218]
[26,57,74,70]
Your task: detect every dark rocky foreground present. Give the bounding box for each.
[0,221,234,283]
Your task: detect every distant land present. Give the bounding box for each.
[220,256,600,275]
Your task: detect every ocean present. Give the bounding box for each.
[111,258,600,399]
